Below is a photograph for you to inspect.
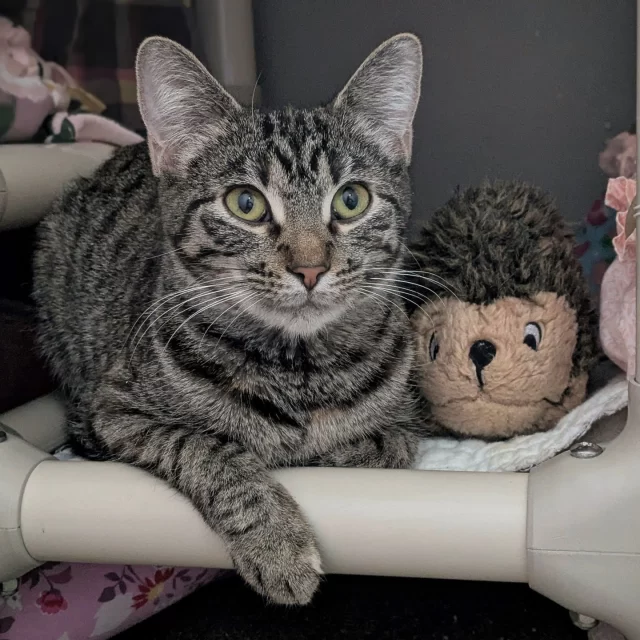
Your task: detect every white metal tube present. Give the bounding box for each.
[0,143,113,230]
[21,461,529,583]
[0,394,66,452]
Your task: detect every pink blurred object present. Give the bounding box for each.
[599,131,637,179]
[47,111,143,146]
[600,177,637,377]
[0,15,77,141]
[606,177,637,261]
[0,15,141,146]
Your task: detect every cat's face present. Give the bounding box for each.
[161,107,413,334]
[136,35,422,335]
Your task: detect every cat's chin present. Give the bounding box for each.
[250,302,348,337]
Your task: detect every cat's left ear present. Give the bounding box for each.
[136,37,241,176]
[332,34,422,162]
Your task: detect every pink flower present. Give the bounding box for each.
[132,568,174,610]
[36,590,68,615]
[605,177,637,262]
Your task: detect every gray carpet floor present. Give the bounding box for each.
[116,573,586,639]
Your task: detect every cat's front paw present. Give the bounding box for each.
[312,428,418,469]
[229,516,322,605]
[381,429,419,469]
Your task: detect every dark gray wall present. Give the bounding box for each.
[253,0,636,235]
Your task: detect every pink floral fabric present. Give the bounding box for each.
[0,562,219,640]
[600,177,637,377]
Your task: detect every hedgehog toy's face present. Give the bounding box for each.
[412,291,588,440]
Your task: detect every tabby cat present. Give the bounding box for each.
[34,34,423,604]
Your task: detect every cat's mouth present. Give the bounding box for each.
[260,285,334,310]
[268,295,327,312]
[252,290,349,335]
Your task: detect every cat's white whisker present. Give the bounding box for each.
[132,288,247,361]
[358,285,410,322]
[144,246,186,261]
[365,280,432,307]
[360,283,433,324]
[213,293,266,350]
[356,288,392,318]
[197,290,258,350]
[164,289,254,352]
[361,265,455,287]
[128,282,246,359]
[151,285,247,331]
[124,284,221,358]
[366,277,445,307]
[397,239,423,271]
[130,294,220,362]
[364,267,460,300]
[132,276,243,330]
[202,291,260,349]
[250,71,263,137]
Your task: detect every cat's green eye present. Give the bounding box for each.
[225,187,270,222]
[331,183,371,220]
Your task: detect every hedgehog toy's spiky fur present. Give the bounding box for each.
[411,181,599,375]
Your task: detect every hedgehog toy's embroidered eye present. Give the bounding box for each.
[524,322,542,351]
[429,333,440,361]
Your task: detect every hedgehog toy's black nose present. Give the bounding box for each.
[469,340,496,383]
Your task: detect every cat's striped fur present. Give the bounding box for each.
[34,35,423,604]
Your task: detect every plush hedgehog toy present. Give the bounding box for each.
[410,182,599,440]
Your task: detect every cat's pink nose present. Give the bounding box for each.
[291,264,328,290]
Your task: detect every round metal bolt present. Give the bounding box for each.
[570,441,603,459]
[569,611,598,630]
[0,429,6,443]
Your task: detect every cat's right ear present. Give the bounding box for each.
[136,37,241,176]
[332,34,422,163]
